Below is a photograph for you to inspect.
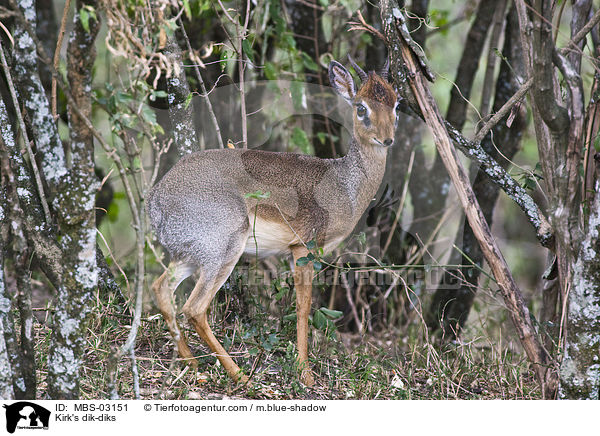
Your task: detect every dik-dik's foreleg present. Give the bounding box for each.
[292,245,315,386]
[151,262,197,366]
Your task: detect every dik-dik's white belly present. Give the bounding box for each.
[242,215,350,258]
[243,216,301,258]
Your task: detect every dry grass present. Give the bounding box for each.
[32,282,541,400]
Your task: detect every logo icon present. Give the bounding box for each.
[3,402,50,433]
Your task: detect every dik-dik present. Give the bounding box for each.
[148,57,400,386]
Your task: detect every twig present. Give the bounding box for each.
[473,77,533,144]
[0,19,13,45]
[479,0,507,118]
[239,0,250,148]
[129,345,141,399]
[340,271,362,334]
[348,10,386,42]
[0,41,51,224]
[215,0,236,25]
[560,6,600,56]
[52,0,71,120]
[215,0,249,148]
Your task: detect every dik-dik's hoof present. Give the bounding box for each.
[300,370,315,387]
[180,356,199,369]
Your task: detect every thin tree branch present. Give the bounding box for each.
[480,0,508,118]
[52,0,71,120]
[560,5,600,57]
[473,77,533,143]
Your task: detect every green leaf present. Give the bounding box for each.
[184,92,193,110]
[264,62,277,81]
[283,313,297,322]
[594,134,600,152]
[282,33,296,50]
[244,190,271,200]
[306,240,317,250]
[313,310,327,330]
[316,132,328,144]
[141,104,157,125]
[182,0,192,19]
[80,7,90,33]
[321,11,333,43]
[106,202,119,222]
[318,53,333,69]
[242,39,255,63]
[301,52,319,72]
[318,0,329,6]
[290,127,313,154]
[312,261,322,271]
[150,90,167,101]
[79,5,97,33]
[296,256,310,267]
[523,176,537,190]
[274,286,289,301]
[290,81,306,111]
[319,308,343,319]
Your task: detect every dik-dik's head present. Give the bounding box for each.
[329,56,400,149]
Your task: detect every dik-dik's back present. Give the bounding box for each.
[147,140,386,264]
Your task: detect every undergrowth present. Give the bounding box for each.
[32,263,541,400]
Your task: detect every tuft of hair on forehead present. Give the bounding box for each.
[357,72,396,107]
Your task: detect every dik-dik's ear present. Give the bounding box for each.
[329,60,355,105]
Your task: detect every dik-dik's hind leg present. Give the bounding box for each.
[151,261,197,366]
[292,245,315,387]
[183,232,250,383]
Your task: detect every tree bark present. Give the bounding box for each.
[559,172,600,399]
[165,36,199,155]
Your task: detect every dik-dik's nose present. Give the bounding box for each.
[383,138,394,147]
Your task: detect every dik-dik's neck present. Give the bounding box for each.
[335,137,388,217]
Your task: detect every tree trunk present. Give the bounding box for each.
[559,168,600,399]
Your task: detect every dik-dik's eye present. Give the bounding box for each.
[394,101,402,115]
[356,104,367,118]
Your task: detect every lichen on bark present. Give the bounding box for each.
[559,180,600,399]
[165,38,198,155]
